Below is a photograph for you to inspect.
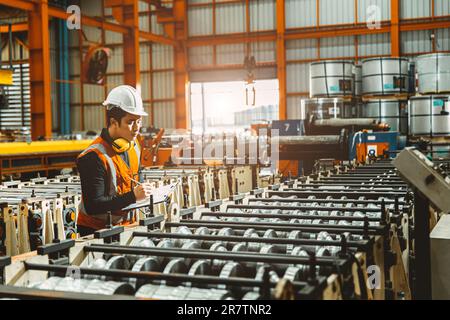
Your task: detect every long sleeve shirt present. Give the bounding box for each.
[77,128,137,215]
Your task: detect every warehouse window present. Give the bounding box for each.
[190,79,279,134]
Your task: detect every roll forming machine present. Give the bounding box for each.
[0,159,420,300]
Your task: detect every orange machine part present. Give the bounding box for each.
[278,160,299,178]
[356,142,390,164]
[140,128,164,167]
[156,148,173,166]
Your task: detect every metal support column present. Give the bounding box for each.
[391,0,400,57]
[276,0,287,120]
[173,0,188,129]
[28,0,52,140]
[123,0,141,90]
[413,190,432,300]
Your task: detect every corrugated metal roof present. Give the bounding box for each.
[81,0,102,17]
[286,0,317,28]
[106,75,124,89]
[140,43,151,71]
[83,84,104,103]
[69,49,80,76]
[216,2,246,34]
[250,0,276,31]
[82,26,101,44]
[152,44,174,69]
[70,106,82,132]
[108,47,124,73]
[142,103,151,127]
[251,41,276,62]
[435,0,450,16]
[83,105,105,131]
[189,46,214,66]
[216,43,245,65]
[153,101,176,128]
[49,23,59,130]
[286,63,310,93]
[400,0,431,18]
[287,96,307,120]
[139,15,151,33]
[151,14,165,35]
[152,71,175,99]
[1,39,27,61]
[68,29,79,47]
[105,30,123,44]
[140,72,152,101]
[286,39,318,61]
[69,76,80,104]
[188,0,211,4]
[104,7,112,16]
[401,30,432,54]
[320,0,355,25]
[320,36,355,58]
[0,63,31,131]
[188,6,213,36]
[138,1,149,12]
[436,28,450,52]
[358,33,391,56]
[358,0,390,22]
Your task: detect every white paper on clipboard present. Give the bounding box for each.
[121,182,177,211]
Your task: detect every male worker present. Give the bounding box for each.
[77,85,152,236]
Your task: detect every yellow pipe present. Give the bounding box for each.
[0,140,93,155]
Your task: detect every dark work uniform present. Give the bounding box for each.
[77,128,140,236]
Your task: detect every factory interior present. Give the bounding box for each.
[0,0,449,301]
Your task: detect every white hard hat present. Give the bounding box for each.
[102,85,148,116]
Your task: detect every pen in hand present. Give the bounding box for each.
[129,176,142,186]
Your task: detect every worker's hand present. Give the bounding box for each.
[133,183,153,202]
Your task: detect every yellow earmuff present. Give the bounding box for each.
[112,138,132,153]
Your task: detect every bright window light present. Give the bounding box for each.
[190,79,279,134]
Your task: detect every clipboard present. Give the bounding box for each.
[121,182,177,211]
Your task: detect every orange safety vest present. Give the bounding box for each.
[77,135,141,230]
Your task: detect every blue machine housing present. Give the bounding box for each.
[349,131,401,161]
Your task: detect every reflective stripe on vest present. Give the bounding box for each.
[77,139,140,229]
[80,143,117,195]
[134,140,141,169]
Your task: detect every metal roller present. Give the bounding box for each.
[316,247,332,257]
[274,135,341,145]
[188,260,212,277]
[291,246,309,258]
[32,277,134,296]
[263,229,277,239]
[104,255,131,271]
[194,227,210,236]
[283,266,308,282]
[161,259,188,287]
[129,257,161,289]
[182,240,202,267]
[210,242,228,269]
[242,292,262,300]
[135,284,232,300]
[83,279,134,295]
[286,231,302,254]
[232,243,248,252]
[127,238,156,265]
[243,228,261,252]
[219,262,245,288]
